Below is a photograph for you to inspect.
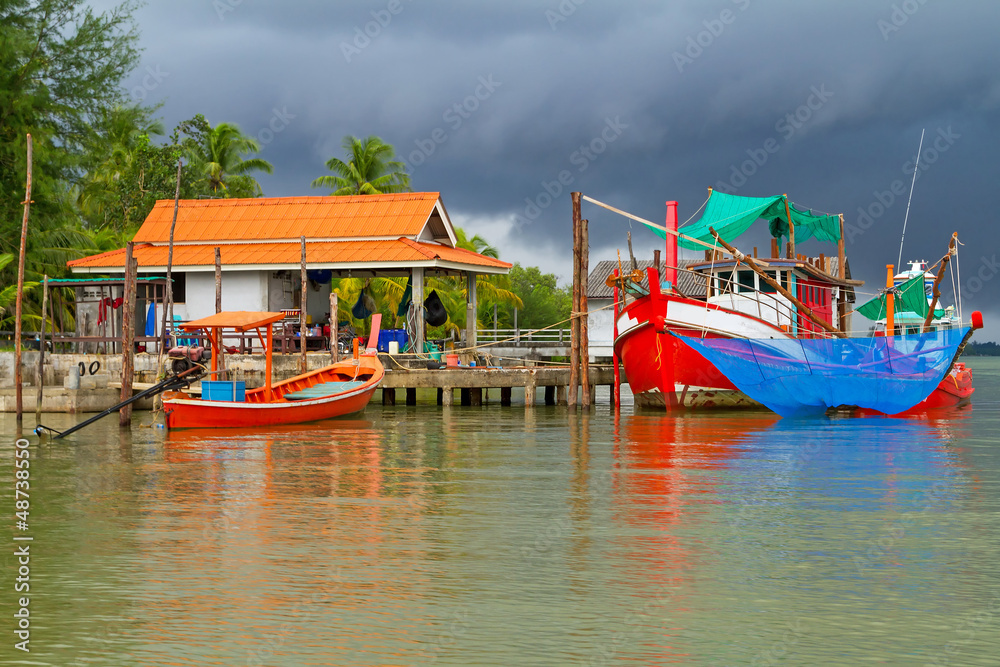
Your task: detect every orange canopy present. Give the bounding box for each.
[180,311,285,332]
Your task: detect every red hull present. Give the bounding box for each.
[164,354,383,429]
[858,363,974,416]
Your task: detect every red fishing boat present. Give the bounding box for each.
[598,190,979,414]
[163,311,384,429]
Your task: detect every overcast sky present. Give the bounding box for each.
[106,0,1000,337]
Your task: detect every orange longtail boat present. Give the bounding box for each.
[163,311,384,429]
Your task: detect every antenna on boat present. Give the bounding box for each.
[897,128,925,269]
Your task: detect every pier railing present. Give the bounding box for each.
[476,328,571,345]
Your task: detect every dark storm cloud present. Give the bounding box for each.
[104,0,1000,333]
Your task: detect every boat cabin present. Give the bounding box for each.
[688,253,860,337]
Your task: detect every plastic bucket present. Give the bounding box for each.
[388,341,399,355]
[445,354,460,367]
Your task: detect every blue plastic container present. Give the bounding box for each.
[377,329,409,353]
[201,380,246,402]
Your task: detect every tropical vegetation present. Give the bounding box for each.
[312,135,411,195]
[0,1,570,339]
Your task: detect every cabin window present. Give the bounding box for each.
[737,271,755,293]
[761,271,779,294]
[718,271,734,294]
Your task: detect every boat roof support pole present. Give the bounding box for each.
[784,194,795,260]
[265,324,273,401]
[885,265,895,336]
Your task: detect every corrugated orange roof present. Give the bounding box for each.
[132,193,442,243]
[68,239,511,270]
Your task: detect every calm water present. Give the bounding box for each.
[2,360,1000,666]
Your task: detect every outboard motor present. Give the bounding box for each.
[167,345,211,375]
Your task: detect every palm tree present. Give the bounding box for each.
[186,122,273,195]
[312,135,411,195]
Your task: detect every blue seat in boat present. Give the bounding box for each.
[283,380,366,401]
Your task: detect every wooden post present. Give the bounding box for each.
[612,268,621,410]
[120,244,137,426]
[885,264,895,337]
[14,134,32,422]
[837,214,846,279]
[784,194,795,259]
[215,247,222,313]
[653,250,661,277]
[569,192,581,408]
[160,160,182,363]
[300,236,308,373]
[329,291,339,363]
[580,218,591,409]
[34,275,48,419]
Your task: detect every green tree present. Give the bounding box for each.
[312,135,411,195]
[0,0,142,328]
[183,118,273,196]
[497,264,572,331]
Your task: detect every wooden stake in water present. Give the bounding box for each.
[120,243,137,426]
[14,134,32,422]
[300,236,308,374]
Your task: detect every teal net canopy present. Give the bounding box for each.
[856,274,934,321]
[675,327,970,417]
[652,191,841,250]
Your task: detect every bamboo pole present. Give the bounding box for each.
[120,244,137,426]
[160,160,182,364]
[923,233,958,333]
[329,291,339,363]
[569,192,581,408]
[783,194,796,259]
[300,236,308,374]
[34,276,47,419]
[580,218,591,409]
[14,134,32,422]
[215,247,222,313]
[708,227,845,337]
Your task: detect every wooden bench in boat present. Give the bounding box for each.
[282,380,367,401]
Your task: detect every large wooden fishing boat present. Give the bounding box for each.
[163,311,384,429]
[603,190,981,415]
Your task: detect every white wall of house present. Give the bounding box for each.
[589,297,615,359]
[185,270,269,321]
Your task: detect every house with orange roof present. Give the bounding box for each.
[68,192,511,351]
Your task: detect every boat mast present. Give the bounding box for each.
[897,129,925,269]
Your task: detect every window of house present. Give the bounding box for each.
[171,272,186,303]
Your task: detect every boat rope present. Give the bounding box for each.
[679,193,710,228]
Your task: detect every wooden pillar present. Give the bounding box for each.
[580,218,591,409]
[544,385,556,405]
[569,191,581,408]
[784,194,795,259]
[466,271,477,361]
[34,275,48,419]
[300,236,308,374]
[837,215,846,279]
[215,247,222,313]
[120,245,138,425]
[413,267,425,354]
[382,388,396,405]
[500,387,512,406]
[14,134,32,422]
[329,291,339,363]
[406,388,416,405]
[612,268,621,410]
